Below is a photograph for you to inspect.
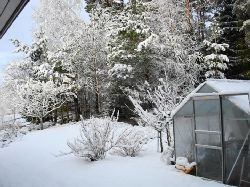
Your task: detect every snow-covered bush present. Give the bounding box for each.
[0,122,22,148]
[68,117,115,161]
[161,146,174,165]
[68,115,150,160]
[114,128,148,157]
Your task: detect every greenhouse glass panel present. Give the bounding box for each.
[194,99,221,131]
[196,147,222,181]
[222,96,250,184]
[194,98,220,116]
[195,117,220,131]
[194,98,223,181]
[196,133,221,147]
[174,116,194,161]
[175,100,193,117]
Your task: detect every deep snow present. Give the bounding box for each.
[0,123,228,187]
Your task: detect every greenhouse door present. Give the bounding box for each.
[193,96,223,182]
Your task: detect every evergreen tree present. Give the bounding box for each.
[216,0,250,79]
[85,0,124,13]
[107,0,156,120]
[233,0,250,77]
[11,31,76,124]
[203,40,229,78]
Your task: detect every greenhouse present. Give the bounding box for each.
[172,79,250,186]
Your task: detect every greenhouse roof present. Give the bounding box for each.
[206,79,250,93]
[172,79,250,117]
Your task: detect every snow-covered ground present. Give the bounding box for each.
[0,123,227,187]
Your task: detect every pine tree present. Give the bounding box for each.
[11,31,76,124]
[216,0,250,79]
[203,40,229,78]
[107,0,154,120]
[85,0,124,13]
[232,0,250,78]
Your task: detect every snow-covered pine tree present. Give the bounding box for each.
[11,31,50,82]
[84,0,124,13]
[107,0,154,120]
[11,31,76,125]
[128,0,201,152]
[232,0,250,77]
[215,0,250,79]
[203,39,229,78]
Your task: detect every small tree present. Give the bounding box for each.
[18,80,72,130]
[129,76,191,152]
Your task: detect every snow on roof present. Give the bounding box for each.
[172,79,250,117]
[206,79,250,93]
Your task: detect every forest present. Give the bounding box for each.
[0,0,249,131]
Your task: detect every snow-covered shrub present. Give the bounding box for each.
[0,123,23,148]
[67,117,115,161]
[161,146,174,165]
[114,128,148,157]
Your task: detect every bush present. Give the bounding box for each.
[68,117,115,161]
[68,116,150,161]
[0,122,23,148]
[114,128,148,157]
[161,146,174,165]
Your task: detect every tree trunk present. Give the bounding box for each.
[94,73,101,115]
[74,97,80,121]
[95,92,100,115]
[93,50,101,115]
[159,131,164,153]
[54,109,57,124]
[166,124,171,147]
[84,90,88,118]
[200,9,205,41]
[66,102,70,122]
[40,117,44,130]
[13,108,16,123]
[185,0,192,31]
[60,106,64,124]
